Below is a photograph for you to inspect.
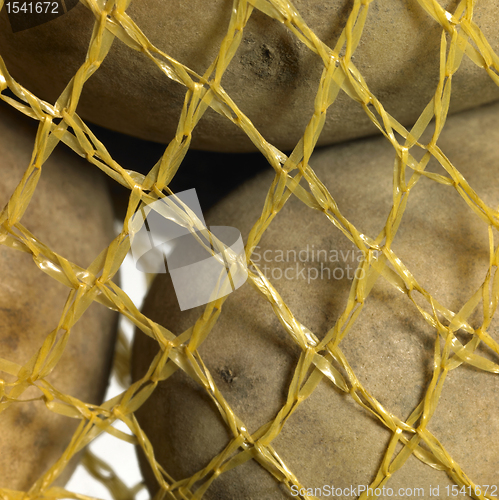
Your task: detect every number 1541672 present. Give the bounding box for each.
[5,2,60,14]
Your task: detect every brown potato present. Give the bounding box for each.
[0,1,498,151]
[132,102,499,498]
[0,102,117,490]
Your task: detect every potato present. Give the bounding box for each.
[1,1,499,151]
[132,101,499,498]
[0,102,117,490]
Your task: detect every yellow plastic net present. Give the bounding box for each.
[0,0,499,499]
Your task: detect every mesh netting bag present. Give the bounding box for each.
[1,0,499,499]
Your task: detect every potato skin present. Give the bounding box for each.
[132,102,499,498]
[1,1,499,151]
[0,102,117,490]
